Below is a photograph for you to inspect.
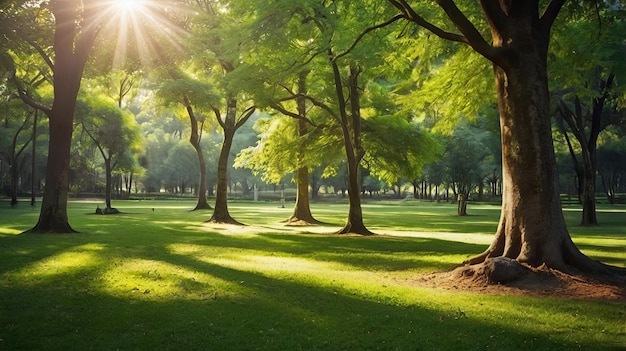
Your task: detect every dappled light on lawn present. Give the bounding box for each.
[6,244,105,285]
[99,258,234,301]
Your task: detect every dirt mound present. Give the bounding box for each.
[413,265,626,301]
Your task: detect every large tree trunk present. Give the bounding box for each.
[29,96,77,232]
[26,0,98,233]
[466,20,609,275]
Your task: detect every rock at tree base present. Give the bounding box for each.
[96,207,120,215]
[477,257,526,284]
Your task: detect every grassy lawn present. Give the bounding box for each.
[0,199,624,350]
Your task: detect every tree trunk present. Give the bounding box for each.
[28,100,77,232]
[104,157,112,209]
[208,99,242,225]
[31,110,38,207]
[26,0,98,233]
[457,194,467,216]
[185,102,211,211]
[337,154,372,235]
[466,21,610,275]
[289,166,320,224]
[580,161,598,226]
[127,173,133,198]
[333,64,372,235]
[10,156,19,207]
[288,74,320,224]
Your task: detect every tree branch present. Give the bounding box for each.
[13,26,55,72]
[268,101,319,128]
[540,0,567,31]
[334,14,404,61]
[389,0,468,43]
[435,0,498,61]
[479,0,509,33]
[210,105,226,130]
[0,53,52,114]
[235,106,256,130]
[389,0,499,63]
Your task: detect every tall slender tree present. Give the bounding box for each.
[188,1,257,224]
[550,13,626,226]
[155,75,217,210]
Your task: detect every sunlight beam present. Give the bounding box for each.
[94,0,187,68]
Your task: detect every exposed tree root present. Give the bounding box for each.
[95,207,121,215]
[285,216,324,226]
[415,259,626,301]
[205,215,245,226]
[336,222,375,236]
[191,204,213,211]
[466,240,626,286]
[22,222,79,234]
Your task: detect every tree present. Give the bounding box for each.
[18,0,101,232]
[551,14,626,225]
[155,74,218,210]
[597,137,626,204]
[75,93,143,211]
[249,0,409,234]
[361,99,439,193]
[0,100,34,207]
[188,2,257,224]
[161,140,199,194]
[387,0,624,277]
[2,0,184,231]
[236,79,339,224]
[439,123,492,215]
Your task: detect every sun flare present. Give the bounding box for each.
[111,0,149,15]
[96,0,186,68]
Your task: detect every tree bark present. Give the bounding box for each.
[579,159,598,226]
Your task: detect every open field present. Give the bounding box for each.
[0,199,625,350]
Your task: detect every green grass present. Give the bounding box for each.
[0,199,624,350]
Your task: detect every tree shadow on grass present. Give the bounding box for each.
[1,228,625,350]
[3,248,622,350]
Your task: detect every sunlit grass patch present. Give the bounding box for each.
[98,258,233,301]
[4,244,104,286]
